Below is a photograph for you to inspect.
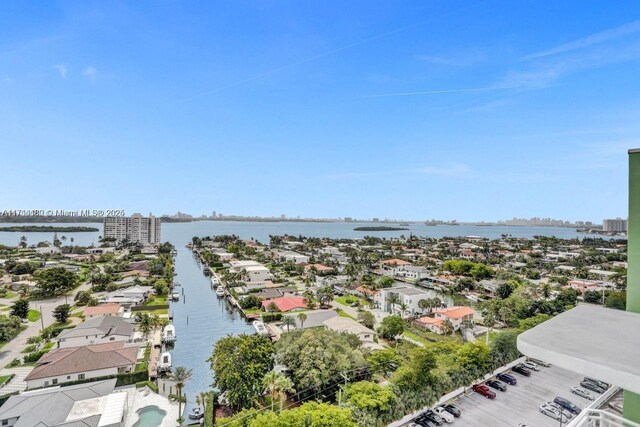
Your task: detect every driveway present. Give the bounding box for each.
[0,366,33,394]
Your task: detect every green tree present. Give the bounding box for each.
[33,267,78,296]
[441,318,455,336]
[483,310,495,345]
[210,334,274,410]
[346,381,396,426]
[248,402,357,427]
[378,315,404,340]
[583,290,602,304]
[275,328,365,393]
[296,312,307,329]
[10,299,29,319]
[275,375,295,412]
[263,370,280,411]
[605,291,626,310]
[358,311,375,329]
[53,304,71,323]
[378,276,395,289]
[490,331,521,368]
[281,316,296,332]
[169,366,192,423]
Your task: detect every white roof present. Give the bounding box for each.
[97,391,128,426]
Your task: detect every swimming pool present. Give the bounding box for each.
[132,405,167,427]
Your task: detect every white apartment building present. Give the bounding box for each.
[229,260,271,283]
[603,218,628,232]
[103,213,161,244]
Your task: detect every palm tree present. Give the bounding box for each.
[169,366,192,423]
[418,298,430,314]
[442,319,455,336]
[483,310,496,345]
[399,302,409,317]
[297,312,307,329]
[431,297,442,311]
[275,375,295,412]
[386,293,400,314]
[263,370,279,411]
[281,316,296,332]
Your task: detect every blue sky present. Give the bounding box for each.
[1,1,639,222]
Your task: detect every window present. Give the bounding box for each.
[78,374,85,380]
[67,376,71,379]
[3,419,8,426]
[52,379,58,385]
[110,337,115,341]
[44,381,49,386]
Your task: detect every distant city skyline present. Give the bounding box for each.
[1,1,638,220]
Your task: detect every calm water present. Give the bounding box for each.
[132,405,167,427]
[162,225,254,413]
[0,220,607,410]
[0,221,605,248]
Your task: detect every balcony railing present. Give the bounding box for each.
[567,409,640,427]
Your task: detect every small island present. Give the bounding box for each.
[0,226,99,232]
[353,226,409,231]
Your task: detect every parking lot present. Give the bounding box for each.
[436,364,596,427]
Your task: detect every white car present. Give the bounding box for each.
[433,406,455,423]
[540,403,570,423]
[571,386,594,401]
[523,361,540,371]
[529,358,551,367]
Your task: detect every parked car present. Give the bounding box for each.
[554,396,581,415]
[522,361,540,371]
[432,407,454,423]
[571,386,595,401]
[539,403,570,423]
[424,410,445,426]
[512,365,532,377]
[441,404,461,418]
[413,417,436,427]
[497,372,517,385]
[408,423,422,427]
[472,384,496,399]
[581,380,606,394]
[584,377,609,390]
[486,379,508,392]
[528,358,551,367]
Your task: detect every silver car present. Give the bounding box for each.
[539,403,570,423]
[571,386,594,401]
[523,361,540,371]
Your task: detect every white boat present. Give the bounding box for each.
[253,320,269,336]
[158,352,172,373]
[171,292,180,301]
[215,286,225,297]
[162,324,176,343]
[211,277,219,286]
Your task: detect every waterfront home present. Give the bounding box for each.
[256,287,297,300]
[433,306,475,330]
[261,296,307,312]
[380,258,412,268]
[375,286,434,317]
[86,247,116,255]
[0,379,126,427]
[100,285,154,309]
[56,315,137,348]
[24,341,139,389]
[283,309,338,329]
[322,316,382,350]
[83,303,124,319]
[229,260,272,283]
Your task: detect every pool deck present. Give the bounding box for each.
[120,385,181,427]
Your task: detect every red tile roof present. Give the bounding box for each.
[434,306,475,319]
[380,259,411,266]
[83,303,122,317]
[261,296,307,312]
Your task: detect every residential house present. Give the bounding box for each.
[433,306,475,330]
[322,316,382,350]
[0,379,127,427]
[229,260,271,283]
[83,303,123,319]
[56,315,137,348]
[261,296,307,312]
[25,342,138,389]
[35,246,62,255]
[375,286,435,317]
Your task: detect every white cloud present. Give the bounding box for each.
[53,64,67,79]
[82,66,97,82]
[523,20,640,61]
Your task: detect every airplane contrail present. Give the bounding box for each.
[185,3,483,100]
[358,85,517,98]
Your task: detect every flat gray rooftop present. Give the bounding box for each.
[517,304,640,394]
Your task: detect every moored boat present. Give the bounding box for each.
[215,286,225,297]
[162,324,176,343]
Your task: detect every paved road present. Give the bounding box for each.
[0,281,91,367]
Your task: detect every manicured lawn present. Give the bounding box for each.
[145,295,168,305]
[336,310,356,320]
[27,309,41,322]
[244,308,262,315]
[334,296,366,307]
[0,375,12,387]
[137,308,169,315]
